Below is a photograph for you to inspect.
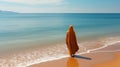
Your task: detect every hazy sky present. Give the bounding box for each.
[0,0,120,13]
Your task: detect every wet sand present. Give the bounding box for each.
[29,43,120,67]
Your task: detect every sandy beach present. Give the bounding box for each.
[29,42,120,67]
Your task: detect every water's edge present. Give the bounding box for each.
[0,36,120,67]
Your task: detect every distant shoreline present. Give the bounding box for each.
[0,10,120,14]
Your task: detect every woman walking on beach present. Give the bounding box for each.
[66,25,79,57]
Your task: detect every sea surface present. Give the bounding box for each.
[0,13,120,67]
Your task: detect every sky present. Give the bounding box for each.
[0,0,120,13]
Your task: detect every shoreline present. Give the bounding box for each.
[29,42,120,67]
[28,41,120,67]
[0,36,120,67]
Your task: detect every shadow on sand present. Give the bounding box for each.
[73,55,92,60]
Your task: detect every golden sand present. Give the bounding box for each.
[29,43,120,67]
[93,53,120,67]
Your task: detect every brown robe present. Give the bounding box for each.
[66,25,79,57]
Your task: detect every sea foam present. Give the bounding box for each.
[0,37,120,67]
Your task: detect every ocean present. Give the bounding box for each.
[0,13,120,67]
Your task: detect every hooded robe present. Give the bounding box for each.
[66,25,79,57]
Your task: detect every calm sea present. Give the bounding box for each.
[0,13,120,66]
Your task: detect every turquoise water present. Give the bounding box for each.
[0,13,120,67]
[0,13,120,52]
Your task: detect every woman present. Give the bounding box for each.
[66,25,79,57]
